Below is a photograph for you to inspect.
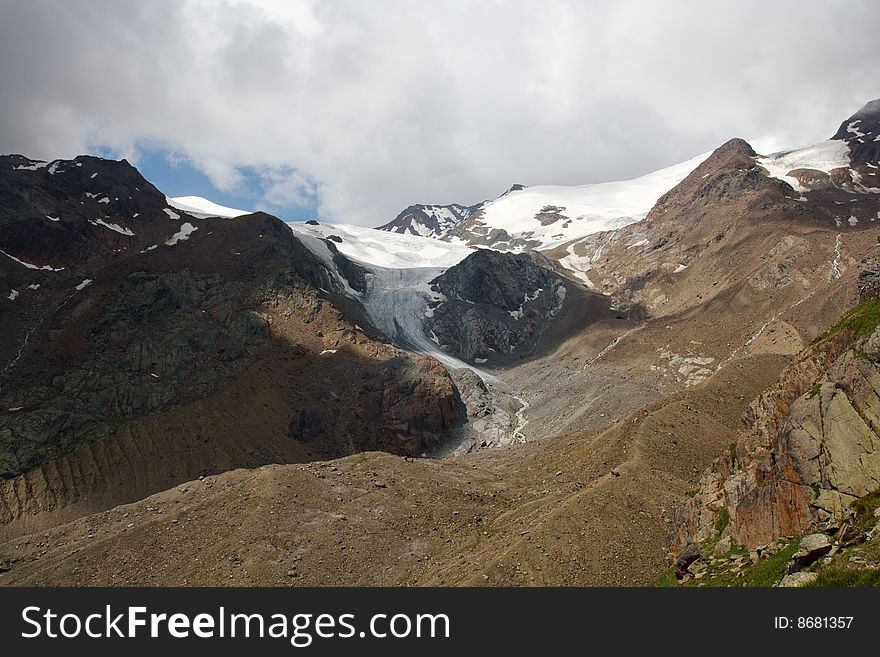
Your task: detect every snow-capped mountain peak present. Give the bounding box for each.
[376,203,475,238]
[376,151,712,251]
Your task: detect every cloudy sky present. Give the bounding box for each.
[1,0,878,225]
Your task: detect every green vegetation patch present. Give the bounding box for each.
[811,568,880,587]
[813,298,880,346]
[741,539,800,587]
[851,492,880,532]
[654,538,800,588]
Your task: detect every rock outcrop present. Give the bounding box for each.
[426,249,567,364]
[672,262,880,550]
[0,159,467,534]
[831,98,880,173]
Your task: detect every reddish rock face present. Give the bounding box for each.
[673,320,880,550]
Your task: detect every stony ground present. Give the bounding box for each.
[0,353,786,586]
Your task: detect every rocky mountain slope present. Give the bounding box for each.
[2,100,880,586]
[377,203,477,237]
[0,351,787,586]
[671,249,880,553]
[427,250,570,364]
[0,159,478,538]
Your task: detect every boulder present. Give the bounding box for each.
[778,572,818,587]
[712,536,732,556]
[787,534,832,573]
[674,544,703,580]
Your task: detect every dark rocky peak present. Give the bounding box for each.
[832,98,880,140]
[831,98,880,166]
[499,183,527,197]
[430,249,560,312]
[426,249,568,364]
[0,153,188,266]
[2,154,165,203]
[376,203,469,236]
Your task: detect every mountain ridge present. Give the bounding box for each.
[2,98,880,586]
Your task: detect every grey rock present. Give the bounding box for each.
[427,250,567,364]
[675,544,703,580]
[713,536,732,556]
[778,572,818,588]
[787,533,832,573]
[288,408,324,443]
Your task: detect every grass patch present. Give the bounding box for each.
[715,508,730,535]
[652,567,679,588]
[813,298,880,346]
[806,382,822,399]
[652,538,798,587]
[811,568,880,587]
[851,492,880,532]
[740,539,800,587]
[727,443,738,468]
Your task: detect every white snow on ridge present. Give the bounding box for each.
[13,160,49,171]
[75,279,93,291]
[7,290,18,301]
[290,221,474,269]
[478,151,711,249]
[168,196,249,219]
[847,120,865,139]
[0,248,65,271]
[92,219,135,236]
[165,222,198,245]
[755,140,851,192]
[414,205,467,236]
[163,208,181,220]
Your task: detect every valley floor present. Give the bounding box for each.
[0,353,786,586]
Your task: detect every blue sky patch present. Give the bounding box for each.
[89,145,318,222]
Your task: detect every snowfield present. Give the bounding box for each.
[165,222,198,245]
[92,218,135,236]
[290,221,474,269]
[0,248,65,271]
[167,196,250,219]
[755,140,851,192]
[477,151,710,249]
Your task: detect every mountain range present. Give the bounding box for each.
[1,99,879,586]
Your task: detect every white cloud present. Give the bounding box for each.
[0,0,878,225]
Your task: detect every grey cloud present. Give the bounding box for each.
[0,0,878,225]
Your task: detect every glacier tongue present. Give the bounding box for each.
[288,220,527,451]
